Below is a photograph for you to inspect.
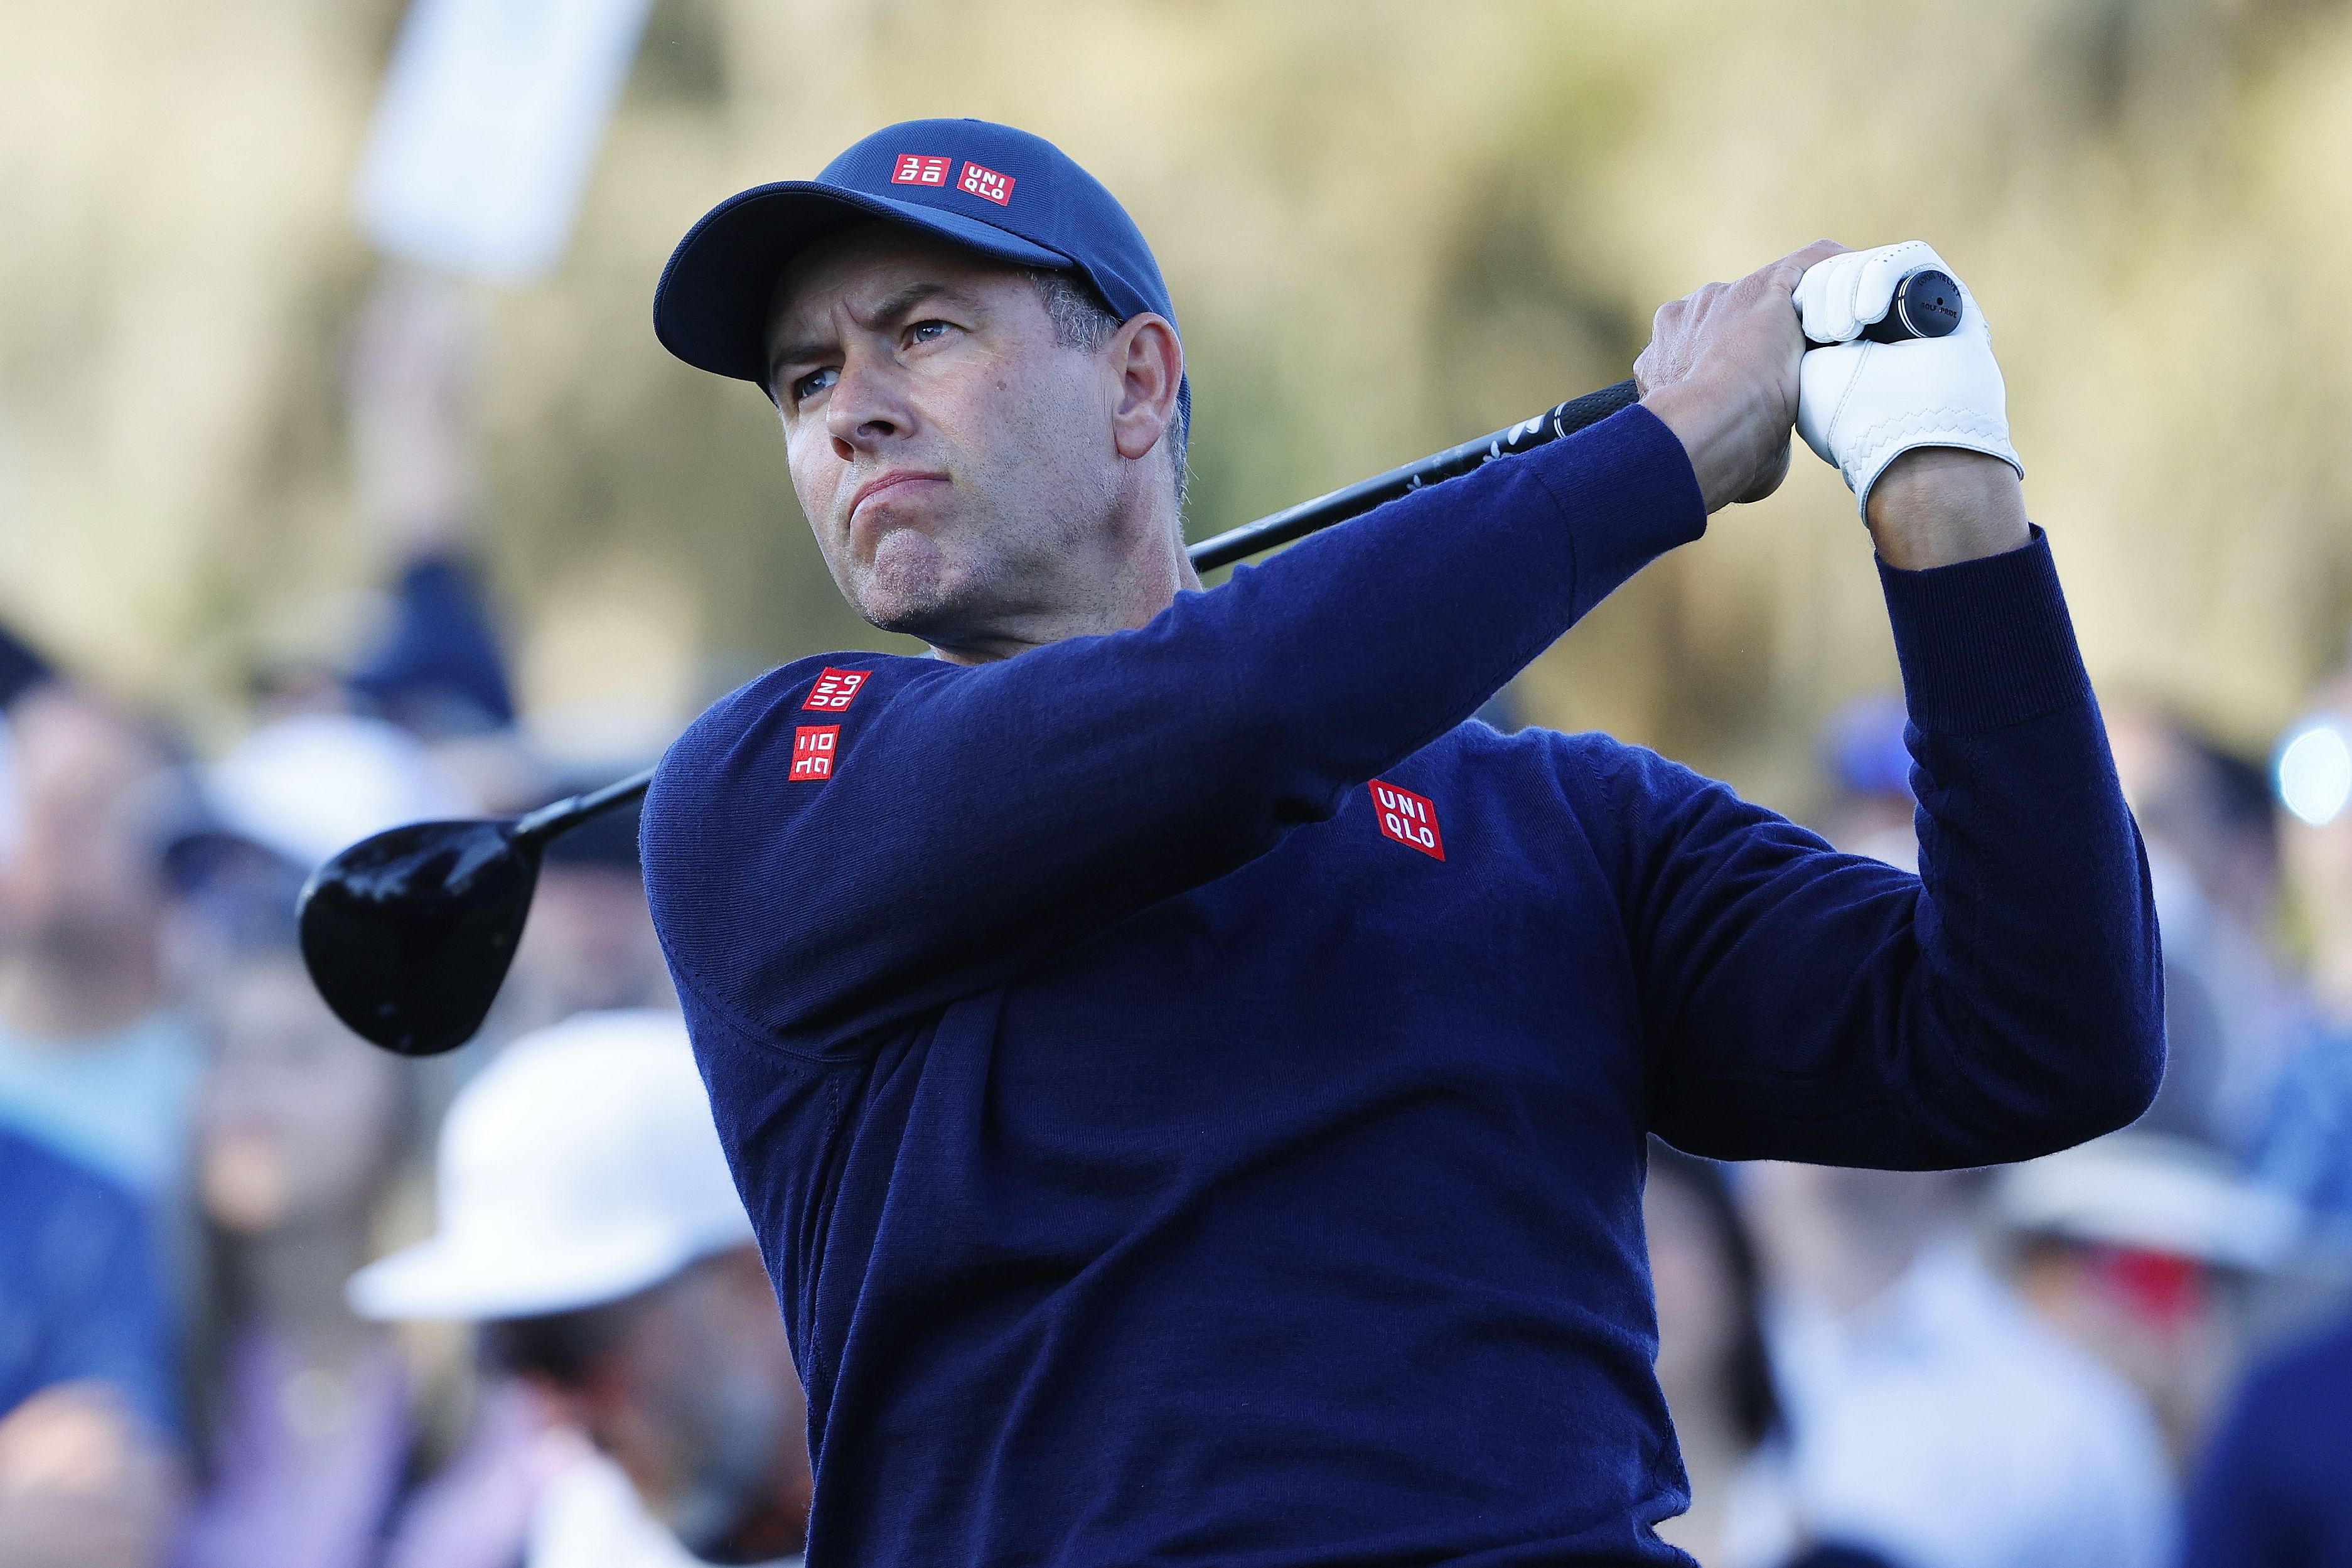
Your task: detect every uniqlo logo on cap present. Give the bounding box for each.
[957,161,1014,205]
[790,726,840,783]
[1370,780,1444,861]
[891,154,950,187]
[800,668,871,712]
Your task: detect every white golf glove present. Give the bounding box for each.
[1793,241,2022,517]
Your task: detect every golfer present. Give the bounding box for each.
[642,119,2162,1565]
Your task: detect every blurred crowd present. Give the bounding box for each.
[0,271,807,1568]
[1,267,2350,1568]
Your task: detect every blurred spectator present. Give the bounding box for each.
[2106,699,2302,1152]
[2178,1301,2352,1567]
[353,1012,808,1568]
[500,785,673,1036]
[0,684,200,1203]
[1812,694,1916,872]
[1745,1163,2172,1568]
[1994,1131,2301,1462]
[335,267,512,743]
[1820,692,2298,1156]
[1645,1144,1792,1564]
[2255,674,2352,1244]
[0,1124,180,1568]
[173,901,420,1568]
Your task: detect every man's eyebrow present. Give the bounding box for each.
[768,281,977,385]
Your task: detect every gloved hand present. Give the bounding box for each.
[1793,241,2022,517]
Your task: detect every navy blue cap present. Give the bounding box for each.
[654,119,1180,395]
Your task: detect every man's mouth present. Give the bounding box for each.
[846,470,950,525]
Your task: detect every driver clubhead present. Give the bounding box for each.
[298,819,543,1056]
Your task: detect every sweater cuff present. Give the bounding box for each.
[1530,404,1709,604]
[1879,526,2093,734]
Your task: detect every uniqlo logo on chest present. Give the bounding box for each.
[1369,780,1445,861]
[891,154,951,187]
[800,667,871,712]
[957,161,1014,205]
[790,726,840,783]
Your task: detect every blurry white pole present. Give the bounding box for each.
[354,0,657,283]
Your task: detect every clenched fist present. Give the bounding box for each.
[1793,241,2024,517]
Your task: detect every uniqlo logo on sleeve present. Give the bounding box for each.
[790,726,840,783]
[800,668,872,712]
[957,161,1014,205]
[891,154,951,187]
[1369,780,1445,861]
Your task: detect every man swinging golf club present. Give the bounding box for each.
[642,119,2162,1565]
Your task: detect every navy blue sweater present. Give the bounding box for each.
[643,405,2163,1567]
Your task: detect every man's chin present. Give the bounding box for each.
[855,578,969,643]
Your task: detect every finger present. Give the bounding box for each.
[1795,250,1866,343]
[1769,238,1848,298]
[1780,237,1849,276]
[1850,240,1948,328]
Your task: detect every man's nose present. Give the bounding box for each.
[825,353,916,459]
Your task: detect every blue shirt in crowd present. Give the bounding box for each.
[0,1125,177,1437]
[2257,1024,2352,1241]
[2182,1306,2352,1567]
[643,405,2164,1567]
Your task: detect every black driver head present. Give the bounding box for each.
[297,819,544,1056]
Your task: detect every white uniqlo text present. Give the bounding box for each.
[891,154,950,187]
[957,161,1014,205]
[802,668,871,712]
[790,725,840,783]
[1369,780,1445,861]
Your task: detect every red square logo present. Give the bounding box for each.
[1369,780,1444,861]
[790,725,840,783]
[957,161,1014,205]
[801,667,871,712]
[891,154,951,187]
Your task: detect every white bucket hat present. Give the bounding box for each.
[206,711,476,873]
[1994,1130,2304,1273]
[348,1010,754,1321]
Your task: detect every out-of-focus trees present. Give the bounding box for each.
[3,0,2349,791]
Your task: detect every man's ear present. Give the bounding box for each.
[1107,313,1182,464]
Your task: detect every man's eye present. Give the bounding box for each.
[790,367,838,404]
[908,320,952,345]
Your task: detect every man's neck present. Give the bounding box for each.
[926,571,1200,665]
[926,491,1197,665]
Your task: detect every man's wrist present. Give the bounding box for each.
[1866,448,2031,570]
[1641,379,1774,515]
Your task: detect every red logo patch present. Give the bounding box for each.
[800,668,871,712]
[790,725,840,783]
[1369,780,1444,860]
[957,161,1014,205]
[890,154,951,187]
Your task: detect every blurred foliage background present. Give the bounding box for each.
[4,0,2351,802]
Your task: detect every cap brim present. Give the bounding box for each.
[348,1223,729,1323]
[653,182,1072,389]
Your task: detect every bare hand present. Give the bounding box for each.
[1636,240,1846,513]
[0,1383,178,1568]
[348,264,483,557]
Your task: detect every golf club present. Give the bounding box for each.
[302,281,1966,1058]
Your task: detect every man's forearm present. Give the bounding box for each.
[1866,447,2032,569]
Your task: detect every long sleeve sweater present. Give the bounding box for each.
[642,404,2164,1567]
